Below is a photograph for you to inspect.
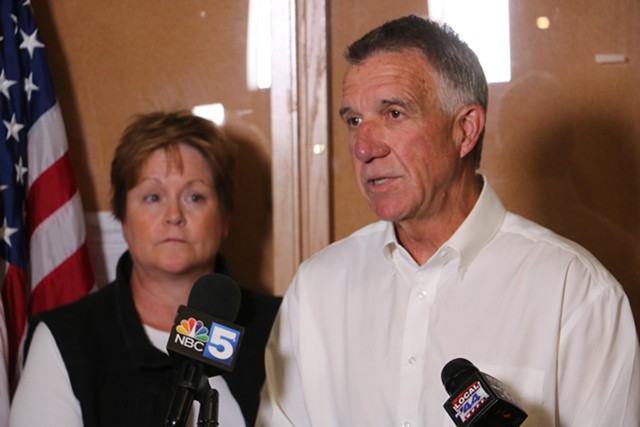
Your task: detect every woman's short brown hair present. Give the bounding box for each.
[110,110,236,221]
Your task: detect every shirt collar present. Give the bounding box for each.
[382,221,399,262]
[381,176,506,275]
[446,176,506,275]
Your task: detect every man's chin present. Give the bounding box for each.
[370,204,405,223]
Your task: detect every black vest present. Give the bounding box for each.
[33,252,280,427]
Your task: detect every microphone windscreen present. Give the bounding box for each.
[188,273,241,322]
[441,358,480,394]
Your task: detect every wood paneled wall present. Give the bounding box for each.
[31,0,640,335]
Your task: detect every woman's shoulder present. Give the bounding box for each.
[39,283,118,324]
[236,287,282,329]
[24,283,121,366]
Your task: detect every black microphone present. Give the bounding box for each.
[441,358,527,427]
[165,274,245,427]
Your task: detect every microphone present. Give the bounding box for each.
[165,274,245,427]
[441,358,527,427]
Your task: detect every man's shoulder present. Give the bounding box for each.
[294,221,390,284]
[501,212,590,255]
[313,221,388,257]
[499,211,618,284]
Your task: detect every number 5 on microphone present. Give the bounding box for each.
[203,322,243,367]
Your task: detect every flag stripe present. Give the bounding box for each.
[29,193,87,288]
[0,265,27,384]
[30,244,93,315]
[27,152,77,235]
[27,103,68,185]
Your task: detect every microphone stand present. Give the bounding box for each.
[196,384,219,427]
[165,361,220,427]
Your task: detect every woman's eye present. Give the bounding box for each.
[143,194,160,203]
[187,193,205,203]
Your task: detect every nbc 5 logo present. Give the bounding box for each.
[203,322,241,366]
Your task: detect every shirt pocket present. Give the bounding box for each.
[476,364,549,426]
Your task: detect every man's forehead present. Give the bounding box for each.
[342,49,432,87]
[340,52,435,110]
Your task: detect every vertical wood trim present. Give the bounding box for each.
[270,0,329,295]
[271,0,301,295]
[298,0,330,261]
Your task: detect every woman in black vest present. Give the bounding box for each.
[10,110,280,427]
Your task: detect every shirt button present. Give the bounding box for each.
[408,356,416,364]
[417,291,427,299]
[403,422,411,427]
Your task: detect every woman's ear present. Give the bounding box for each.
[222,214,231,239]
[455,104,486,159]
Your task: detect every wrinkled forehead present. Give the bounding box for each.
[341,49,438,109]
[343,48,434,89]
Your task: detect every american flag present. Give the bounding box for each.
[0,0,94,396]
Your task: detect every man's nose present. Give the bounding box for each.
[352,122,390,164]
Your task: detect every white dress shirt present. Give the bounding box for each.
[257,181,640,427]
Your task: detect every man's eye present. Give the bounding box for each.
[346,117,362,127]
[389,110,403,119]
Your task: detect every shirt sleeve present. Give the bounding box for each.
[255,275,311,427]
[557,277,640,426]
[9,322,83,427]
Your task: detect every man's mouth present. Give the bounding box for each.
[371,177,390,186]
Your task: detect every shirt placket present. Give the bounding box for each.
[396,250,451,427]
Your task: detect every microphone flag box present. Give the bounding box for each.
[167,305,245,374]
[443,371,527,426]
[444,371,491,426]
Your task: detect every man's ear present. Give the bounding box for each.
[455,104,486,159]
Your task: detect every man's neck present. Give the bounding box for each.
[395,174,483,265]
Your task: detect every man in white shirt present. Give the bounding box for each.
[256,15,640,427]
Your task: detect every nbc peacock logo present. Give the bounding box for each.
[176,317,209,342]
